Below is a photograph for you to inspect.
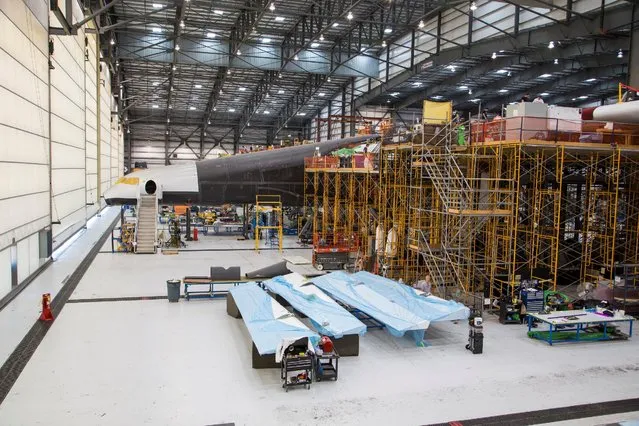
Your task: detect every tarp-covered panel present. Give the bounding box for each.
[311,272,430,337]
[263,273,367,339]
[353,271,470,322]
[229,283,319,355]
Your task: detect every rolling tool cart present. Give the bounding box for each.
[315,351,339,381]
[281,349,313,392]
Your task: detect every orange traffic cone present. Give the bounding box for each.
[39,293,54,322]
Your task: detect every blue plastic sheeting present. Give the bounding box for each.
[229,283,319,355]
[353,271,470,322]
[311,272,430,344]
[263,274,367,339]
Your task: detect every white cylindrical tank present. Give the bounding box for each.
[592,101,639,124]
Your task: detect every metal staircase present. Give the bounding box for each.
[135,194,157,254]
[409,121,512,299]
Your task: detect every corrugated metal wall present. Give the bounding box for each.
[0,0,124,300]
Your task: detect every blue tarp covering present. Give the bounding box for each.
[311,272,430,344]
[229,283,319,355]
[263,274,367,339]
[352,271,470,322]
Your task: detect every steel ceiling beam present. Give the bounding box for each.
[395,38,629,109]
[543,80,621,106]
[478,67,627,110]
[199,0,271,142]
[354,4,634,109]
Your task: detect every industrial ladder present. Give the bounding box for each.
[135,194,157,254]
[410,120,511,299]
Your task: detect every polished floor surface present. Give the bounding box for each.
[0,227,638,425]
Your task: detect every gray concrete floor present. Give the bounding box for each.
[0,225,638,425]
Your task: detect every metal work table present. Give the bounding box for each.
[527,309,634,345]
[183,278,256,300]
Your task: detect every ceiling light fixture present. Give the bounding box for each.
[618,49,623,58]
[213,10,223,15]
[418,20,424,29]
[264,110,270,114]
[207,32,216,38]
[294,54,299,60]
[269,2,275,11]
[278,73,282,78]
[152,26,162,33]
[275,16,285,21]
[189,106,196,110]
[332,22,339,27]
[311,42,320,48]
[498,89,508,93]
[110,38,115,45]
[382,40,387,47]
[539,73,552,78]
[432,95,443,100]
[347,11,353,20]
[468,89,473,94]
[319,34,325,41]
[540,92,549,96]
[153,82,159,86]
[152,3,163,8]
[229,108,236,112]
[180,20,185,28]
[384,28,392,34]
[448,65,456,72]
[195,84,202,88]
[548,41,555,49]
[318,92,326,97]
[236,49,241,55]
[175,44,180,51]
[262,38,271,43]
[239,87,246,91]
[470,2,477,11]
[578,95,588,99]
[459,85,468,90]
[327,77,331,82]
[585,78,597,82]
[227,70,231,75]
[297,112,306,116]
[492,52,497,59]
[278,89,285,94]
[152,104,159,108]
[554,58,559,64]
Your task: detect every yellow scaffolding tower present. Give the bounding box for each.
[467,140,639,301]
[304,156,380,269]
[377,143,418,281]
[255,195,283,252]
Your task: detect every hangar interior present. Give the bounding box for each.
[1,0,639,425]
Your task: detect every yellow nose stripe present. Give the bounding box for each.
[115,177,140,185]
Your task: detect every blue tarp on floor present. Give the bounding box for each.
[311,272,430,343]
[263,273,366,339]
[352,271,470,322]
[229,283,319,355]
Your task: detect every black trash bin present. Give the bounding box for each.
[167,279,181,302]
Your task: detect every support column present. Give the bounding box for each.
[629,4,639,88]
[234,126,240,153]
